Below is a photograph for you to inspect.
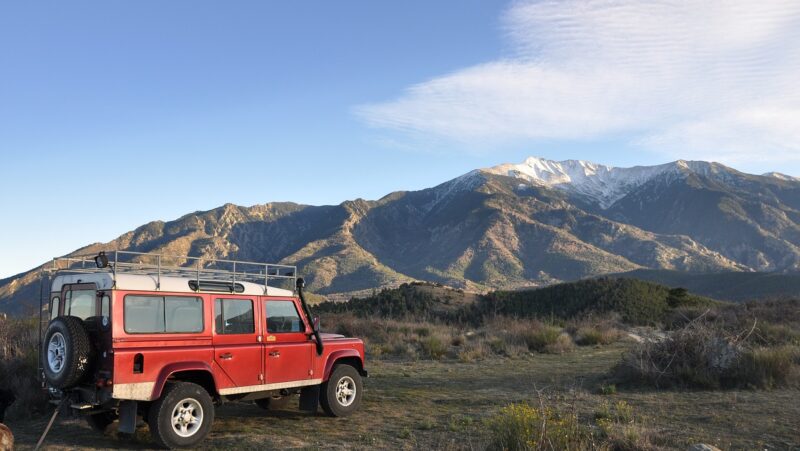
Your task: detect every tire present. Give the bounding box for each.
[254,395,292,411]
[320,365,362,417]
[86,410,117,433]
[42,316,93,389]
[148,382,214,449]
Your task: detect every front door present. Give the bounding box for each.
[212,298,262,388]
[262,299,313,384]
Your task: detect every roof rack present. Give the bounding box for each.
[45,250,297,294]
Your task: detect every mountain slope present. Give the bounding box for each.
[614,269,800,302]
[1,156,799,315]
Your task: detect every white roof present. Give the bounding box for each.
[51,272,294,297]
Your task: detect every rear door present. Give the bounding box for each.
[261,298,313,384]
[212,297,263,388]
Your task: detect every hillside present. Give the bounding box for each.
[3,156,800,315]
[614,269,800,302]
[482,277,718,324]
[316,278,720,326]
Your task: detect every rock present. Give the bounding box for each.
[687,444,722,451]
[0,423,13,451]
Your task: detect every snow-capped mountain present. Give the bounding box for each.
[482,157,731,208]
[3,156,800,315]
[763,172,800,182]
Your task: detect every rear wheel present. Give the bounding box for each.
[148,382,214,449]
[320,365,362,417]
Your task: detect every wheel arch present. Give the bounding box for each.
[322,350,366,381]
[151,362,218,400]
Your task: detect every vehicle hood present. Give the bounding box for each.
[319,332,346,340]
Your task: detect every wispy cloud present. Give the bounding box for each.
[355,0,800,162]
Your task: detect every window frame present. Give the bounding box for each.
[50,296,61,320]
[214,298,255,335]
[123,294,205,335]
[264,300,305,334]
[59,283,99,320]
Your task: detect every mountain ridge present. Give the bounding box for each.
[2,156,800,315]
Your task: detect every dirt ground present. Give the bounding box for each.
[7,343,800,450]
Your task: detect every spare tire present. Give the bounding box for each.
[43,316,93,389]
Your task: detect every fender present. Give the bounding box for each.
[151,361,217,400]
[322,349,363,381]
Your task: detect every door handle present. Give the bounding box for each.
[269,350,280,357]
[219,352,233,360]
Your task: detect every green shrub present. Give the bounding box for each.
[418,417,436,430]
[598,384,617,395]
[544,333,575,354]
[575,326,622,346]
[447,414,474,432]
[754,322,800,347]
[734,346,799,389]
[419,335,448,360]
[485,403,593,451]
[488,337,510,356]
[523,326,563,352]
[457,342,490,362]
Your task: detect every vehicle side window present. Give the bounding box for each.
[124,295,203,334]
[50,297,60,320]
[101,295,110,319]
[215,299,254,335]
[66,290,96,320]
[265,301,303,333]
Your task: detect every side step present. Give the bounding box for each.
[70,403,93,410]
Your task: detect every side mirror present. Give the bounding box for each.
[94,252,109,269]
[312,316,320,333]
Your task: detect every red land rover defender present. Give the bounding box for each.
[41,251,366,448]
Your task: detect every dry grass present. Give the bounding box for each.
[0,317,48,420]
[6,343,800,450]
[327,314,591,361]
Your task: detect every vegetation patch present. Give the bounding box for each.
[613,309,800,389]
[0,317,48,420]
[485,397,658,451]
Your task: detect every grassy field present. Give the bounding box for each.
[8,341,800,450]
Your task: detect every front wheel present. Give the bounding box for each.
[320,365,362,417]
[148,382,214,449]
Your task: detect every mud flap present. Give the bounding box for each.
[299,386,319,412]
[118,400,137,434]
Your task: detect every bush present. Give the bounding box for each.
[457,342,490,362]
[523,326,563,353]
[485,403,593,451]
[486,397,660,451]
[0,317,48,420]
[598,384,617,395]
[420,335,448,360]
[574,326,622,346]
[614,320,741,388]
[545,333,575,354]
[613,317,800,389]
[734,346,799,389]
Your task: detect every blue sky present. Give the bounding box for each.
[2,0,799,278]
